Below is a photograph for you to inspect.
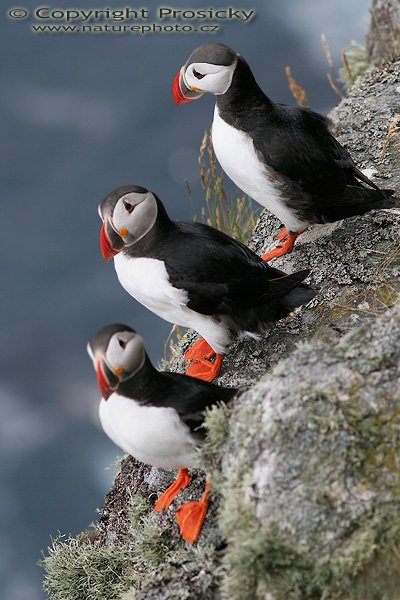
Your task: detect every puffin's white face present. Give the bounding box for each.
[173,43,238,104]
[105,331,146,380]
[99,189,158,261]
[87,326,146,400]
[112,191,158,245]
[183,60,237,96]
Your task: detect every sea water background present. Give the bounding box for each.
[0,1,370,597]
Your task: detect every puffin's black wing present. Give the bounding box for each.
[253,105,361,191]
[163,222,312,316]
[161,372,237,438]
[252,104,395,217]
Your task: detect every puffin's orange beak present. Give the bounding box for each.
[100,221,124,261]
[172,68,204,105]
[96,358,118,400]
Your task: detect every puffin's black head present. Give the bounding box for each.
[87,324,146,400]
[173,43,238,105]
[98,185,158,261]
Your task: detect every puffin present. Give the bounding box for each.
[87,323,236,543]
[98,184,317,382]
[172,43,397,261]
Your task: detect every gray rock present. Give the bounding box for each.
[218,305,400,600]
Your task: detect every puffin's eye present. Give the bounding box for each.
[123,200,134,213]
[193,68,205,80]
[118,338,127,349]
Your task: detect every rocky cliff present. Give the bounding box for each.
[43,55,400,600]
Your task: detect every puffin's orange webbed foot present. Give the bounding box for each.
[184,338,214,362]
[261,229,305,262]
[154,468,191,513]
[185,354,224,382]
[176,481,211,544]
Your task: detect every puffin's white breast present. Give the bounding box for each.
[212,106,306,232]
[113,254,231,354]
[99,393,196,469]
[114,255,188,323]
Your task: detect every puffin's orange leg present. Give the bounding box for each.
[276,226,288,241]
[261,230,304,262]
[185,354,224,382]
[154,468,191,513]
[184,338,214,362]
[176,481,212,544]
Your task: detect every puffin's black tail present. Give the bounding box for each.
[363,188,398,208]
[280,282,317,310]
[349,186,398,212]
[321,186,398,223]
[257,268,317,315]
[379,190,399,208]
[270,269,317,311]
[224,268,317,337]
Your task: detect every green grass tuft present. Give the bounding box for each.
[42,532,141,600]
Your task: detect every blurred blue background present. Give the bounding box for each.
[1,0,370,597]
